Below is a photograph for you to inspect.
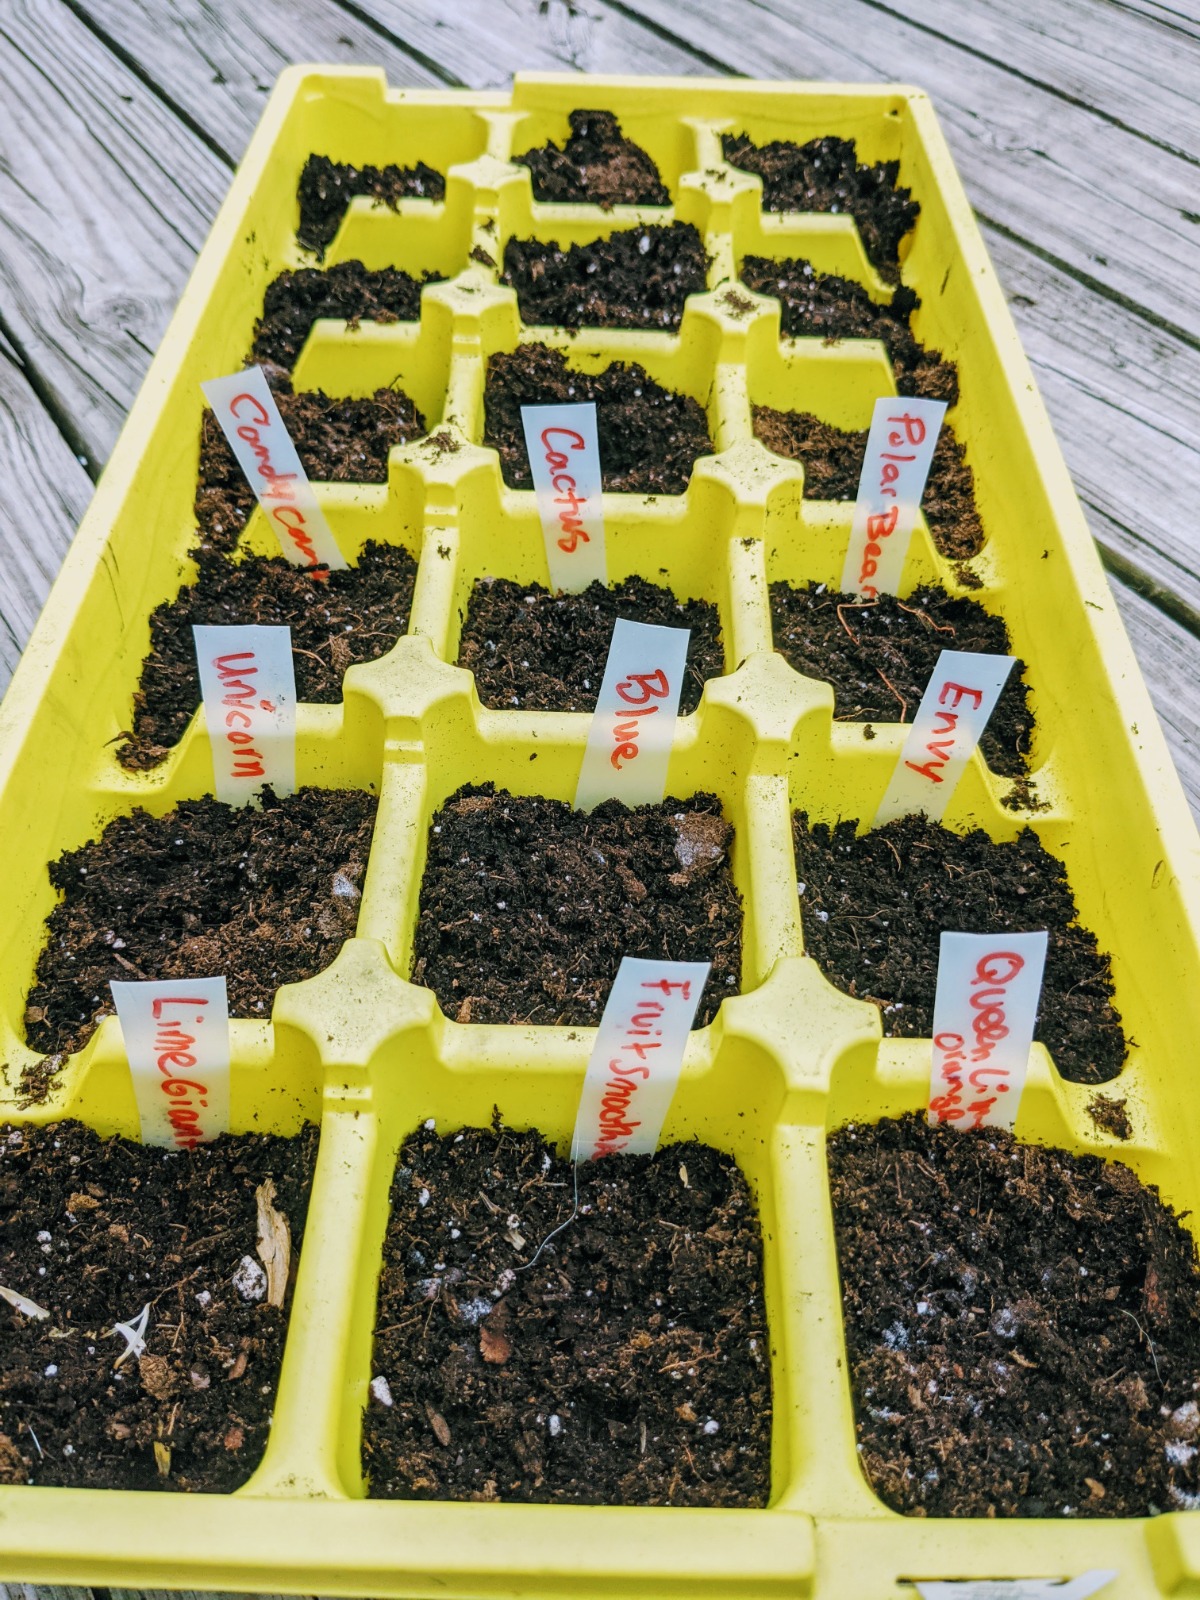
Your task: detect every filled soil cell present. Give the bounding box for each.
[830,1112,1200,1518]
[484,344,712,496]
[514,109,671,208]
[793,813,1125,1084]
[363,1122,770,1505]
[458,576,724,714]
[770,582,1032,777]
[117,542,418,771]
[739,256,958,407]
[252,260,439,370]
[0,1119,318,1492]
[297,153,446,258]
[723,132,919,280]
[754,405,984,563]
[502,221,708,330]
[196,376,426,553]
[25,787,377,1058]
[412,785,742,1028]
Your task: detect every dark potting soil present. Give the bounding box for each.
[195,376,426,554]
[363,1122,770,1505]
[515,109,671,208]
[458,576,724,715]
[1088,1094,1133,1141]
[794,814,1125,1084]
[723,133,919,280]
[739,256,958,407]
[0,1120,318,1492]
[252,260,438,370]
[754,405,984,563]
[502,221,708,331]
[25,787,377,1058]
[769,583,1032,778]
[484,344,712,495]
[829,1112,1200,1518]
[116,542,418,770]
[297,154,446,258]
[412,786,742,1027]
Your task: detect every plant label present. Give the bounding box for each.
[201,367,347,570]
[841,395,947,597]
[110,977,231,1149]
[193,624,296,805]
[914,1571,1117,1599]
[521,401,607,591]
[928,930,1049,1132]
[571,957,710,1162]
[875,648,1015,825]
[574,618,690,810]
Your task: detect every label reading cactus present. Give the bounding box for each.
[110,978,231,1149]
[841,395,947,597]
[914,1571,1117,1599]
[928,930,1049,1132]
[520,401,607,591]
[201,366,348,570]
[574,618,690,810]
[875,648,1015,826]
[193,624,296,806]
[571,957,710,1162]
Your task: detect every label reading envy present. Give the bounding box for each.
[875,649,1015,826]
[520,402,607,592]
[193,624,296,806]
[574,618,690,811]
[110,978,231,1149]
[841,395,947,597]
[202,367,347,570]
[571,958,710,1163]
[928,930,1048,1132]
[914,1571,1117,1600]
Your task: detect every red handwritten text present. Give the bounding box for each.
[229,392,323,569]
[591,979,693,1159]
[609,668,671,770]
[903,678,985,784]
[929,950,1027,1128]
[150,996,214,1149]
[210,651,268,780]
[540,426,592,554]
[857,411,926,596]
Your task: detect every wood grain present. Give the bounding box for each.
[0,0,228,467]
[0,336,93,695]
[70,0,450,158]
[1108,572,1200,820]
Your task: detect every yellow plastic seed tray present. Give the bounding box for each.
[1,67,1199,1597]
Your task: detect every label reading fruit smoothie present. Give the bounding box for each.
[110,978,231,1149]
[193,624,296,805]
[574,619,690,810]
[571,958,710,1163]
[875,649,1014,826]
[521,401,607,591]
[841,394,947,597]
[202,366,347,570]
[928,930,1049,1132]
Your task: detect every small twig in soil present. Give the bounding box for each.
[875,668,909,720]
[897,601,955,635]
[515,1160,581,1274]
[1118,1307,1161,1381]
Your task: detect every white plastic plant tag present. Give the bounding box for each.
[875,649,1015,826]
[193,624,296,805]
[914,1571,1117,1600]
[571,957,710,1163]
[841,395,947,596]
[110,978,231,1149]
[928,930,1049,1132]
[520,401,607,591]
[574,619,690,810]
[201,367,347,570]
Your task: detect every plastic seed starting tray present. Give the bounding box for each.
[2,67,1199,1598]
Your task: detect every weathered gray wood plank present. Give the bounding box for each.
[71,0,448,158]
[345,0,709,84]
[1108,572,1200,821]
[0,0,229,468]
[614,0,1200,345]
[0,335,93,695]
[870,0,1200,160]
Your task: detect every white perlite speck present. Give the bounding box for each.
[233,1255,267,1302]
[370,1375,394,1408]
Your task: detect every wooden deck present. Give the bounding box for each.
[0,0,1197,1593]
